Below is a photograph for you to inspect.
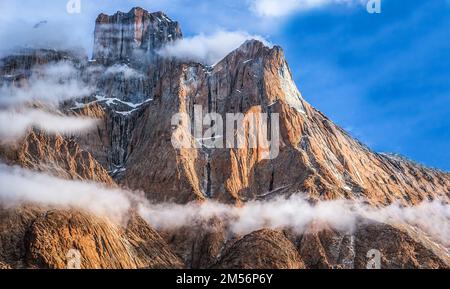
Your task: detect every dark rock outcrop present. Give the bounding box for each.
[214,229,305,269]
[93,7,182,64]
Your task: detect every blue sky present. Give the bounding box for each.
[0,0,449,171]
[275,0,450,171]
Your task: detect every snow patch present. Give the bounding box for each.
[71,95,153,113]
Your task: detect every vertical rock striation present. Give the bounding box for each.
[93,7,182,64]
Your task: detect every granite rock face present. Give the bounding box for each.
[0,7,449,269]
[93,7,182,65]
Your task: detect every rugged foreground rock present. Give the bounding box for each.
[0,7,448,269]
[1,202,447,269]
[0,206,184,269]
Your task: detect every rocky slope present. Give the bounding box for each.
[0,206,184,269]
[0,129,114,184]
[0,7,448,269]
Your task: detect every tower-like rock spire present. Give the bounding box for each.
[93,7,182,64]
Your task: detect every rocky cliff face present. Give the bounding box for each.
[93,7,182,65]
[0,7,449,269]
[101,37,449,206]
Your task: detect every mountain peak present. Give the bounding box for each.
[93,7,182,64]
[237,39,279,55]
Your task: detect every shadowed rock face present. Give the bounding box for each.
[0,7,449,269]
[352,222,449,269]
[213,229,305,269]
[163,221,449,269]
[295,222,449,269]
[161,218,229,269]
[93,7,182,65]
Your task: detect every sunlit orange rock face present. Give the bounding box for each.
[0,7,448,269]
[107,37,449,206]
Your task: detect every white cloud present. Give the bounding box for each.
[0,109,98,143]
[0,61,97,143]
[104,63,144,79]
[157,30,271,65]
[0,18,89,58]
[0,62,92,107]
[1,162,448,246]
[0,0,369,59]
[250,0,365,17]
[0,164,133,223]
[139,196,450,246]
